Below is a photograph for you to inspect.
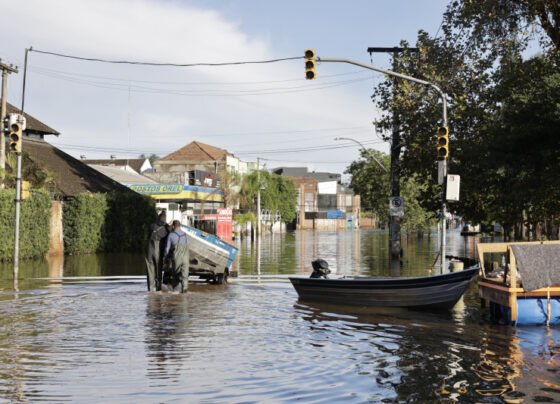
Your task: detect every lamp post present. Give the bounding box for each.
[334,137,388,173]
[319,56,448,274]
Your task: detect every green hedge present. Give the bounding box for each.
[63,191,156,254]
[103,192,156,252]
[0,189,51,261]
[63,193,108,254]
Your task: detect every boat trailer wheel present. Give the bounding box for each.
[213,269,229,285]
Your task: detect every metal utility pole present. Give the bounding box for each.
[367,47,418,262]
[315,55,448,273]
[0,60,19,187]
[256,157,261,238]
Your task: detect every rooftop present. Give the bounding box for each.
[7,103,60,136]
[82,158,149,173]
[160,141,230,162]
[22,137,132,197]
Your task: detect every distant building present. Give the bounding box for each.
[272,167,341,183]
[144,140,255,236]
[81,157,153,174]
[150,141,255,186]
[87,164,158,186]
[273,167,360,230]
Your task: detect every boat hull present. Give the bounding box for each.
[181,225,239,279]
[289,268,478,309]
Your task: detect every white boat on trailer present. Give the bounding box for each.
[182,225,239,284]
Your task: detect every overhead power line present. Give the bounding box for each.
[29,65,369,86]
[31,48,302,67]
[52,139,383,157]
[31,69,371,97]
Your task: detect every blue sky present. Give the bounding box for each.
[1,0,450,173]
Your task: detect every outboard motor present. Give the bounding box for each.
[310,259,331,279]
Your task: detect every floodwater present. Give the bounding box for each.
[0,228,559,403]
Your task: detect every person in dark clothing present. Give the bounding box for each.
[163,220,189,293]
[145,213,170,291]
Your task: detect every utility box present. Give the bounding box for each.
[446,175,460,202]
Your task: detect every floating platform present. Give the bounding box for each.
[477,241,560,326]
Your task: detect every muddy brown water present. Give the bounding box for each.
[0,229,558,403]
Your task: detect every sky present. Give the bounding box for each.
[1,0,450,174]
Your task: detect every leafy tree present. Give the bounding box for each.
[345,148,390,219]
[139,153,160,166]
[217,169,242,209]
[239,170,297,224]
[369,0,560,239]
[345,148,435,232]
[446,0,560,52]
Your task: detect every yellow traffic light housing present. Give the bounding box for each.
[9,121,22,153]
[21,181,30,200]
[437,126,449,160]
[304,49,316,80]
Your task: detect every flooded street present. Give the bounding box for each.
[0,229,559,403]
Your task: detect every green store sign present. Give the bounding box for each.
[129,184,183,194]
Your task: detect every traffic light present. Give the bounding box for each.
[8,114,23,153]
[436,126,449,160]
[304,49,316,80]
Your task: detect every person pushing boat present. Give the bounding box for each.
[163,220,189,293]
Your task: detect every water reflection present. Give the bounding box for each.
[237,228,475,278]
[0,229,559,402]
[292,296,560,403]
[145,293,190,382]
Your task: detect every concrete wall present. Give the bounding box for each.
[48,201,64,256]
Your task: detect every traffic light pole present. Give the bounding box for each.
[256,157,261,239]
[0,60,18,188]
[12,49,30,288]
[13,152,22,273]
[316,57,448,273]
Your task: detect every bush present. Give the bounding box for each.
[63,193,108,254]
[0,188,51,261]
[63,191,156,254]
[103,192,156,252]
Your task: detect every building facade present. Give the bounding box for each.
[273,167,361,230]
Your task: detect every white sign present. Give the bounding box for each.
[318,181,337,195]
[446,175,460,202]
[389,197,405,217]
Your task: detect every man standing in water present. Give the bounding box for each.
[164,220,189,293]
[145,212,170,291]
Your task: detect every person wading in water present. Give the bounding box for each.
[145,213,170,291]
[163,220,189,293]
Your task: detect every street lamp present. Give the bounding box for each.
[319,55,448,274]
[334,137,388,173]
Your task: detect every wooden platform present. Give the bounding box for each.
[477,241,560,325]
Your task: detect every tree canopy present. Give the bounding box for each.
[239,170,297,224]
[362,0,560,239]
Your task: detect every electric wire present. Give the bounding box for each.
[29,65,370,86]
[51,139,383,157]
[158,125,372,139]
[31,48,303,67]
[31,69,372,96]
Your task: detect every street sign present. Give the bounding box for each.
[446,175,460,202]
[389,197,404,217]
